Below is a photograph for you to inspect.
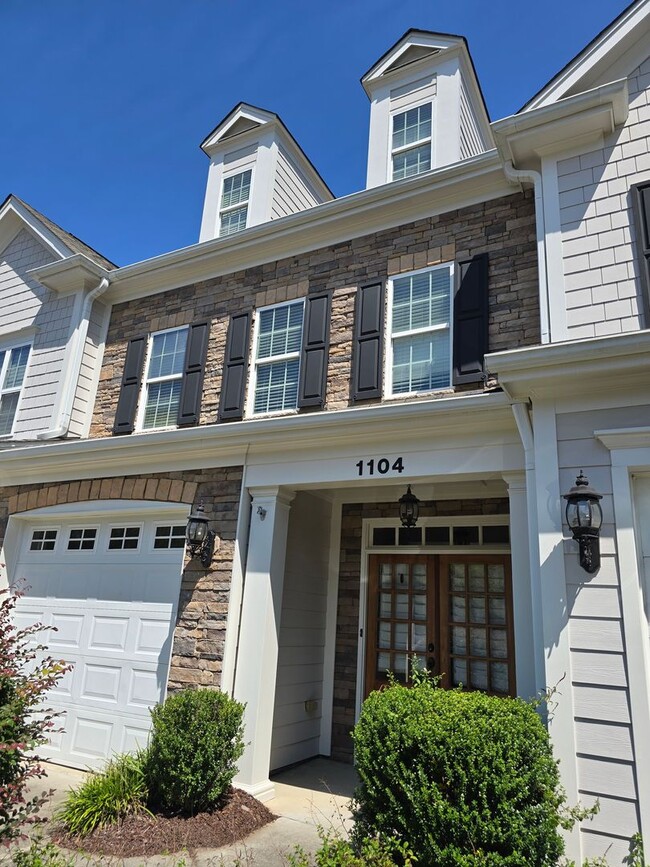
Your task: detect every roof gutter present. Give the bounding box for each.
[37,275,111,440]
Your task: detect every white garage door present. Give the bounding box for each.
[11,505,186,769]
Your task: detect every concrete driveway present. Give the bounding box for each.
[15,757,357,866]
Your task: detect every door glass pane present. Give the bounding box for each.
[488,564,505,593]
[412,594,426,621]
[395,564,409,588]
[412,564,426,590]
[379,622,391,649]
[452,626,466,655]
[412,623,426,652]
[471,660,488,690]
[394,622,408,650]
[489,597,506,625]
[469,563,485,592]
[380,593,392,618]
[380,563,393,588]
[490,629,508,658]
[395,594,409,619]
[450,563,465,591]
[377,652,391,675]
[452,658,467,686]
[470,627,487,657]
[469,596,486,623]
[451,596,466,623]
[491,662,509,693]
[393,654,408,677]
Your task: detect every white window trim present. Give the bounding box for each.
[385,262,454,399]
[135,325,188,433]
[66,526,99,552]
[106,523,143,553]
[247,298,305,418]
[218,167,255,237]
[390,101,433,182]
[0,338,32,440]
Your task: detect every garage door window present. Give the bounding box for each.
[108,527,140,550]
[30,529,57,551]
[154,525,186,549]
[67,528,97,551]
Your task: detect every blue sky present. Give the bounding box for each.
[3,1,625,266]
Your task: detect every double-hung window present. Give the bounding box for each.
[219,170,252,237]
[388,264,452,395]
[139,327,188,430]
[0,344,30,436]
[391,103,432,180]
[252,300,304,414]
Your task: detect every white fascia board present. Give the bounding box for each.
[104,151,510,304]
[201,105,276,154]
[487,330,650,400]
[524,0,650,111]
[492,78,629,166]
[0,391,512,486]
[0,199,71,261]
[28,254,110,294]
[595,427,650,451]
[362,34,463,93]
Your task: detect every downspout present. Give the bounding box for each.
[503,161,550,345]
[37,276,110,440]
[510,399,546,696]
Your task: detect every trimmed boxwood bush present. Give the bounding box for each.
[144,688,245,816]
[351,671,565,866]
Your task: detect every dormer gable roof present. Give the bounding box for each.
[521,0,650,111]
[199,102,333,200]
[361,28,490,122]
[0,193,116,269]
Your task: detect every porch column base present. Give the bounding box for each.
[235,777,276,802]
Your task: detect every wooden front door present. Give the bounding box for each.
[365,554,515,696]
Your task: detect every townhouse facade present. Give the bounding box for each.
[1,3,650,862]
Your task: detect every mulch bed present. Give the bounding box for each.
[52,787,276,858]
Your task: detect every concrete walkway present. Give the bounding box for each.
[16,758,357,866]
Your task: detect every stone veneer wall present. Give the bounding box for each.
[0,467,242,692]
[91,191,538,436]
[332,497,510,762]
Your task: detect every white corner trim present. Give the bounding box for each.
[319,497,342,756]
[540,154,568,343]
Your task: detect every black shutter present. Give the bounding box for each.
[218,312,251,421]
[177,321,209,427]
[631,181,650,325]
[452,253,489,385]
[112,336,146,435]
[352,282,384,401]
[298,292,330,408]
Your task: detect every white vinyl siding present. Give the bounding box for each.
[251,300,304,414]
[219,169,252,237]
[388,265,452,395]
[459,78,486,160]
[138,327,188,430]
[391,103,432,180]
[0,343,30,435]
[270,147,322,219]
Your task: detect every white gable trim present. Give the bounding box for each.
[524,0,650,110]
[0,198,72,261]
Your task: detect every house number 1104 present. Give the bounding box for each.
[356,457,404,476]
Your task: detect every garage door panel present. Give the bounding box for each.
[12,513,184,769]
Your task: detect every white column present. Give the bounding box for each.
[502,472,537,699]
[233,486,294,801]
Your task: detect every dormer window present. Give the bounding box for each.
[391,103,432,180]
[219,169,252,236]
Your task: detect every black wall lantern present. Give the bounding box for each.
[186,502,215,568]
[399,485,420,528]
[563,472,603,574]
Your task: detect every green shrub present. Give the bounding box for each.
[144,688,245,816]
[288,826,416,867]
[351,670,565,866]
[10,837,75,867]
[57,751,149,835]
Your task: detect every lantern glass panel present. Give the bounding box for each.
[591,500,603,530]
[577,501,592,527]
[187,519,207,544]
[566,502,579,528]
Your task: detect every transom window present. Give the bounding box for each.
[108,527,140,550]
[252,300,304,414]
[67,528,97,551]
[140,327,188,430]
[392,103,432,180]
[30,529,57,551]
[0,344,30,436]
[388,265,452,395]
[154,525,186,549]
[219,170,252,237]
